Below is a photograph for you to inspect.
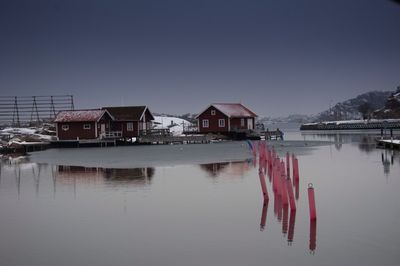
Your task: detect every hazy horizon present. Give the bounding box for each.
[1,0,400,117]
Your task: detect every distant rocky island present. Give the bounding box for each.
[259,86,400,125]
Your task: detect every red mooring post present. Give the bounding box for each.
[308,183,317,220]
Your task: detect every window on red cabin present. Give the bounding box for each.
[83,124,91,130]
[241,118,245,127]
[218,119,225,127]
[211,110,216,115]
[127,122,134,131]
[202,119,209,128]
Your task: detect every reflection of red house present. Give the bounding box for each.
[196,103,257,133]
[54,109,114,140]
[103,106,155,138]
[200,161,252,178]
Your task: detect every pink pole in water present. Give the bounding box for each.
[259,170,269,201]
[308,183,317,220]
[281,173,289,206]
[286,177,296,211]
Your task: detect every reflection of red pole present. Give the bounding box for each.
[281,173,289,206]
[259,170,269,201]
[288,210,296,244]
[308,183,317,220]
[292,158,298,181]
[294,179,299,200]
[282,204,289,235]
[309,219,317,253]
[286,152,290,177]
[286,177,296,211]
[260,199,269,231]
[292,154,296,179]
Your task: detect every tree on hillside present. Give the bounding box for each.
[358,102,373,119]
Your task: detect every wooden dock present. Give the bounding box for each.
[137,134,213,144]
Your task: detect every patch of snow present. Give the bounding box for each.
[1,127,37,135]
[153,116,193,136]
[380,139,400,145]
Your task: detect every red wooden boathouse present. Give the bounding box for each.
[54,109,116,140]
[196,103,258,134]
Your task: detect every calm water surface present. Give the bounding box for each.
[0,131,399,266]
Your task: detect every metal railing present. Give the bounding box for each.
[101,131,123,139]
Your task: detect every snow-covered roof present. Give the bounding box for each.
[54,110,112,122]
[197,103,257,118]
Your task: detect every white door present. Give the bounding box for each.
[247,118,253,130]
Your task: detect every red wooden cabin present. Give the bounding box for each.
[54,109,115,140]
[102,106,154,138]
[196,103,257,133]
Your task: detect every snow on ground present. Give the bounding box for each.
[1,127,37,135]
[153,116,193,136]
[0,127,55,144]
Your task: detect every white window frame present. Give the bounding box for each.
[211,110,216,116]
[202,119,209,128]
[83,124,91,130]
[127,122,134,131]
[61,124,69,131]
[241,118,245,127]
[218,119,225,128]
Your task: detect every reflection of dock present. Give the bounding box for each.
[376,139,400,150]
[199,160,252,178]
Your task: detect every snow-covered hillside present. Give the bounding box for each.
[153,116,194,136]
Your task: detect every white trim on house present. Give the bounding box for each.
[202,119,209,128]
[61,124,69,131]
[96,109,115,122]
[218,119,225,127]
[195,105,229,119]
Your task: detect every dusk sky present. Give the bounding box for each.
[1,0,399,117]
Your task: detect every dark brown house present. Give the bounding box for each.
[54,109,115,140]
[196,103,258,133]
[102,106,155,138]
